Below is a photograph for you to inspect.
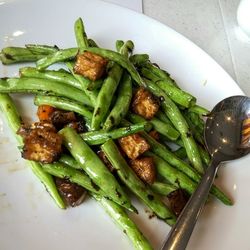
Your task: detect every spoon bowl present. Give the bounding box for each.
[205,95,250,162]
[162,95,250,250]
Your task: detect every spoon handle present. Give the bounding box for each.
[161,159,220,250]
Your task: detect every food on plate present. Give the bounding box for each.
[55,177,87,207]
[118,133,150,160]
[0,17,233,249]
[37,104,56,121]
[129,156,156,184]
[17,122,62,163]
[167,189,190,217]
[74,51,108,80]
[131,87,159,120]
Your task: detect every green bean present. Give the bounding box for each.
[153,136,230,204]
[146,152,198,195]
[92,63,123,130]
[120,119,152,132]
[151,182,178,196]
[34,94,92,117]
[34,95,92,128]
[119,40,134,57]
[86,79,103,91]
[37,48,78,70]
[144,62,177,87]
[186,113,206,156]
[141,72,196,108]
[146,152,232,205]
[182,111,204,146]
[66,61,98,105]
[116,40,124,52]
[1,47,39,57]
[0,94,22,143]
[20,67,84,91]
[45,156,152,249]
[0,52,16,65]
[25,44,59,54]
[189,104,210,116]
[140,66,166,83]
[155,110,172,124]
[176,139,210,166]
[59,127,136,212]
[101,139,176,225]
[173,147,187,160]
[0,47,45,64]
[149,135,224,201]
[92,40,136,131]
[129,54,149,67]
[127,113,180,141]
[210,182,233,205]
[103,73,132,131]
[0,77,92,107]
[198,145,211,166]
[141,131,200,181]
[56,68,69,74]
[74,17,89,52]
[0,93,65,209]
[142,79,204,174]
[81,122,149,145]
[188,111,205,133]
[101,41,134,130]
[0,44,57,64]
[87,38,99,48]
[92,193,153,250]
[85,47,144,86]
[42,162,105,196]
[59,154,82,170]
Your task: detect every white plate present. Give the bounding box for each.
[0,0,249,249]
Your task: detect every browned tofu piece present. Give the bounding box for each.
[132,87,159,120]
[97,150,115,172]
[129,157,156,184]
[118,134,150,160]
[67,120,86,133]
[74,51,108,81]
[55,177,87,207]
[17,122,62,163]
[50,110,76,130]
[167,189,190,217]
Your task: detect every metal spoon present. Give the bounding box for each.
[161,95,250,250]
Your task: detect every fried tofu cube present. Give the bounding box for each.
[132,87,159,120]
[67,121,86,133]
[74,51,108,81]
[129,157,156,184]
[97,150,115,172]
[167,189,190,217]
[50,110,76,129]
[17,122,62,163]
[118,134,150,160]
[55,177,87,207]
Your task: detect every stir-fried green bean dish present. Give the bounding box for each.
[0,18,232,250]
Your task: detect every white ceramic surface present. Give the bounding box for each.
[143,0,250,97]
[0,0,249,249]
[237,0,250,38]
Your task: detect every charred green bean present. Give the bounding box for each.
[59,127,136,212]
[0,77,92,106]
